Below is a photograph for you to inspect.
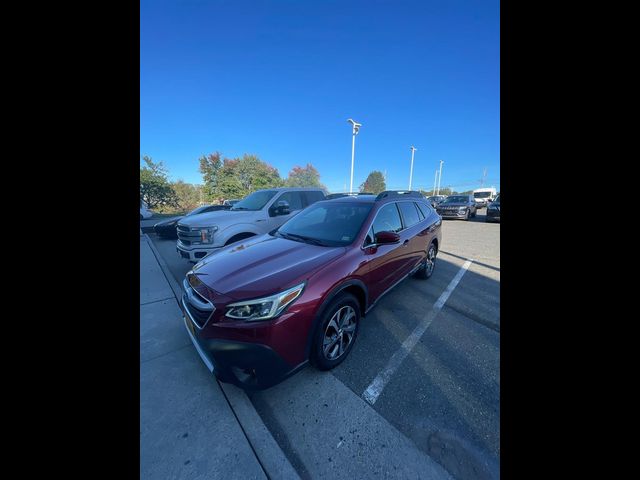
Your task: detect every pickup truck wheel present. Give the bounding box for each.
[310,293,360,371]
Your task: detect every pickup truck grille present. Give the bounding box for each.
[177,225,201,245]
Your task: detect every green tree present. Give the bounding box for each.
[285,163,326,189]
[140,156,179,210]
[359,171,386,194]
[172,180,202,212]
[199,152,222,203]
[216,154,283,199]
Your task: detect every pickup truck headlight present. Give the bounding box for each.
[199,226,218,244]
[225,283,305,321]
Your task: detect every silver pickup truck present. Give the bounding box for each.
[176,187,326,262]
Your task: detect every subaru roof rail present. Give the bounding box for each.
[375,190,424,201]
[326,192,374,199]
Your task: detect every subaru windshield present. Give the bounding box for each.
[230,190,277,211]
[274,202,373,247]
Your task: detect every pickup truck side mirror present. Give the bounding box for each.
[270,200,291,216]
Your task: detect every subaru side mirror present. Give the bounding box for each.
[375,231,400,244]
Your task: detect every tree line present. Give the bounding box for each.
[140,153,327,213]
[140,153,475,214]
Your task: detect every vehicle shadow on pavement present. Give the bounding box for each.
[249,256,500,480]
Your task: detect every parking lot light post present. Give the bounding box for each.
[436,159,444,195]
[347,119,362,193]
[433,170,438,195]
[409,146,417,190]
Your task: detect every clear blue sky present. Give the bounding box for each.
[141,0,499,193]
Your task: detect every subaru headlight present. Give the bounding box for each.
[199,226,218,244]
[225,283,305,321]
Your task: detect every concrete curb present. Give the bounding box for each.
[143,234,300,480]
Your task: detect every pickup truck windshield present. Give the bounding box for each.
[231,190,277,211]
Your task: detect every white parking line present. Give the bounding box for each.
[362,259,474,405]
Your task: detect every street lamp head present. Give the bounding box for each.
[347,118,362,135]
[410,146,417,151]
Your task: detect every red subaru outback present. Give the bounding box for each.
[181,191,442,389]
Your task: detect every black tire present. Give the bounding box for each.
[472,209,477,218]
[415,242,437,279]
[310,293,361,371]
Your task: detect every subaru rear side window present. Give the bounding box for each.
[277,191,304,211]
[304,190,325,206]
[415,202,430,218]
[398,201,420,228]
[414,202,425,220]
[372,203,402,234]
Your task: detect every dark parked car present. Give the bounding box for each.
[180,190,442,390]
[485,194,500,223]
[154,204,233,238]
[435,194,477,220]
[426,195,447,207]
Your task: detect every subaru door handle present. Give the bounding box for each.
[402,240,409,246]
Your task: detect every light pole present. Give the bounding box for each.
[436,160,444,195]
[347,118,362,193]
[409,146,417,190]
[433,170,438,196]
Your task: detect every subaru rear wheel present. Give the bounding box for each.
[415,242,437,279]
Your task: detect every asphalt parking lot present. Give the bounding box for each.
[146,207,500,480]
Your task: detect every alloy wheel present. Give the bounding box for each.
[323,305,357,361]
[425,245,436,276]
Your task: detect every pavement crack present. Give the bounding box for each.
[140,297,176,306]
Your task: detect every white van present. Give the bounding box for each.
[472,187,497,208]
[140,200,153,220]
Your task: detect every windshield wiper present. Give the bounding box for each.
[278,232,327,246]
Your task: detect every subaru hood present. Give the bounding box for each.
[190,234,345,300]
